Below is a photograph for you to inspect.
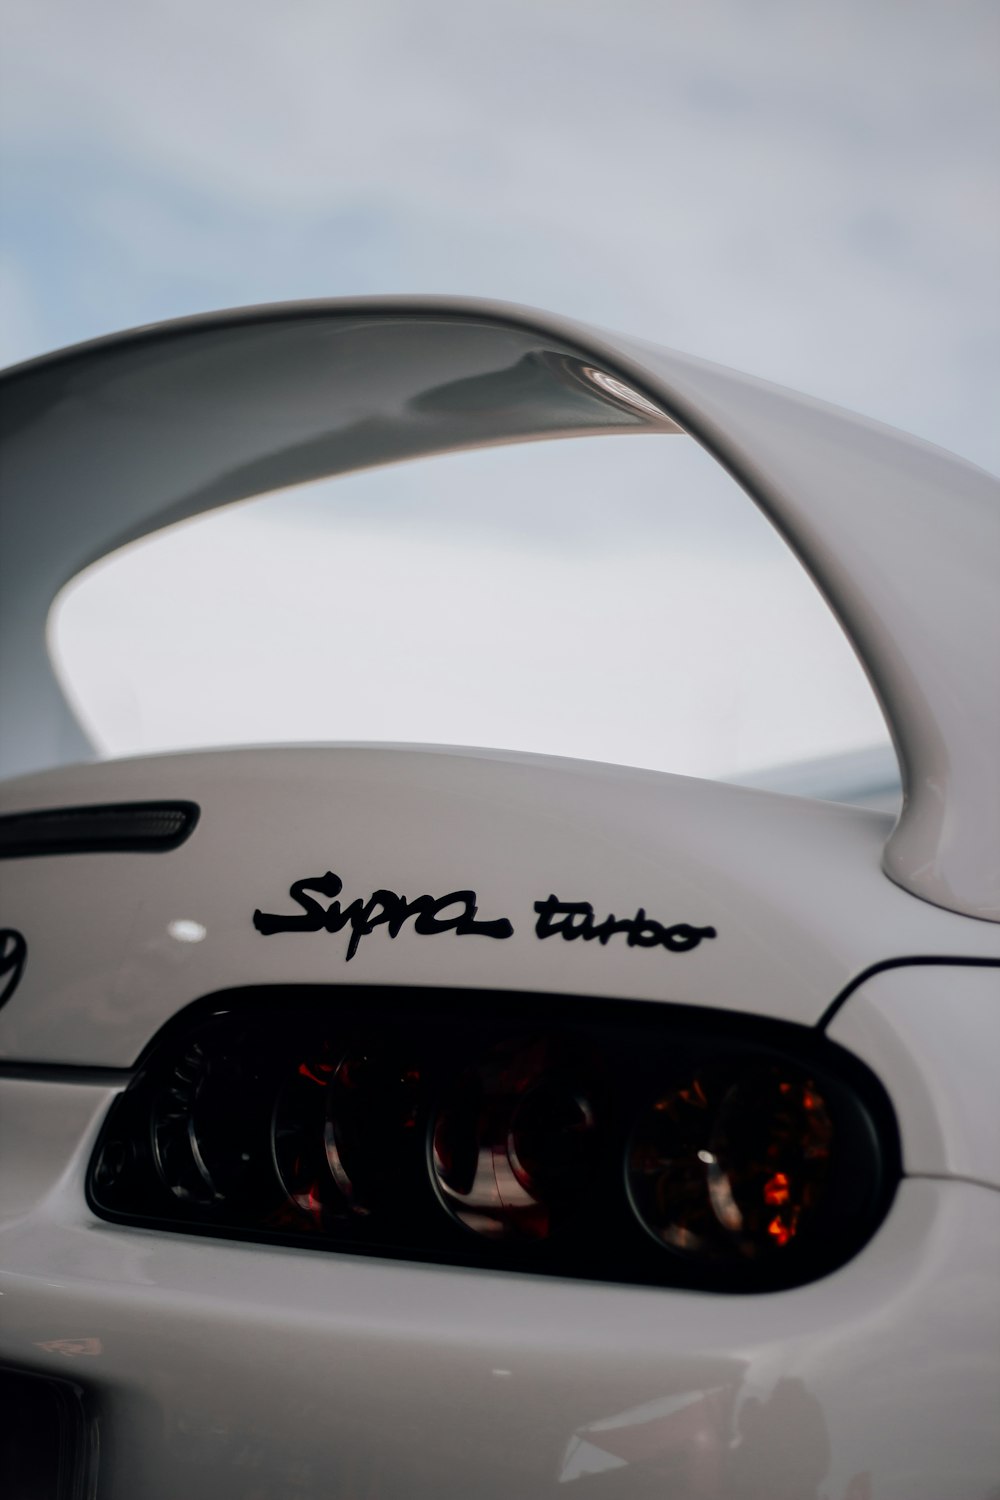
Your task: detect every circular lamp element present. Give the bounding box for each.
[150,1021,272,1207]
[626,1060,838,1266]
[429,1035,598,1241]
[271,1038,343,1231]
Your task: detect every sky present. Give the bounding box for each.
[2,1,998,779]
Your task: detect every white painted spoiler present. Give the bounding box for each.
[1,298,997,921]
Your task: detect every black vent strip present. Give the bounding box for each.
[0,801,200,858]
[0,1368,96,1500]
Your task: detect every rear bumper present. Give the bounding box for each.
[2,1076,998,1500]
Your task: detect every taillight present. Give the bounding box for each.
[626,1061,848,1265]
[429,1034,602,1241]
[149,1021,275,1210]
[89,986,898,1291]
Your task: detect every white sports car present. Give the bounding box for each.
[1,299,998,1500]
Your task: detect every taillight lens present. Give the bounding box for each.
[150,1019,275,1209]
[430,1035,600,1240]
[271,1037,341,1230]
[626,1062,840,1263]
[324,1041,424,1213]
[90,986,898,1291]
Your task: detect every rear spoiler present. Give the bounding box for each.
[1,297,997,921]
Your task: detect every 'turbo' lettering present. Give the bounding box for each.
[533,895,716,953]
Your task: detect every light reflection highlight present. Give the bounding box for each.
[168,919,207,943]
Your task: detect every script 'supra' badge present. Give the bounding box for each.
[254,871,512,961]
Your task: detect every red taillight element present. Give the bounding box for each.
[271,1036,425,1228]
[626,1063,834,1263]
[430,1036,598,1240]
[272,1039,342,1230]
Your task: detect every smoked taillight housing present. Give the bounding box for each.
[89,986,899,1291]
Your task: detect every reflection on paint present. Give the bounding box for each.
[167,919,207,943]
[560,1376,838,1497]
[34,1337,102,1357]
[582,367,669,420]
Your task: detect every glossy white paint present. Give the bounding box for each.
[1,299,998,918]
[829,963,1000,1189]
[2,746,999,1068]
[0,1074,997,1500]
[0,1076,120,1218]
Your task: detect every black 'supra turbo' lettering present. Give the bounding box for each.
[254,870,716,962]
